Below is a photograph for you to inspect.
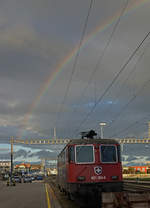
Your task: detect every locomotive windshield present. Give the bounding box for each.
[75,145,94,163]
[100,145,117,163]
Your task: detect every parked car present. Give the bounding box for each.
[23,176,32,183]
[36,175,43,180]
[3,174,9,181]
[13,176,22,183]
[31,176,35,181]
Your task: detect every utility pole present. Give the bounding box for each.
[148,122,150,139]
[41,158,46,175]
[10,137,14,182]
[54,127,56,139]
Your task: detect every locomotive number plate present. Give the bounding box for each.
[91,176,106,180]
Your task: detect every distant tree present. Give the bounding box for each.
[128,167,135,174]
[123,169,129,174]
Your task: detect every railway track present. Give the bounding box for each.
[123,181,150,192]
[46,176,150,208]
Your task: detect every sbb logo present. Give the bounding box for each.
[94,166,102,175]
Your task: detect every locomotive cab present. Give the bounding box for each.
[57,138,123,197]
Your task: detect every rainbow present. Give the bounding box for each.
[18,0,149,138]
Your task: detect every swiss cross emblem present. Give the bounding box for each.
[94,166,102,175]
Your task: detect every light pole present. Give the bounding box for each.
[99,123,106,139]
[10,137,14,183]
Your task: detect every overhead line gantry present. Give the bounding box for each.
[10,137,150,145]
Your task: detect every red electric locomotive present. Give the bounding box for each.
[57,137,123,198]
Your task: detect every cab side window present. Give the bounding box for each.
[68,146,75,163]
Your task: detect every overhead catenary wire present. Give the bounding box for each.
[68,0,130,119]
[102,45,150,119]
[110,114,150,138]
[107,77,150,127]
[92,40,150,132]
[74,30,150,136]
[55,0,95,128]
[93,76,150,137]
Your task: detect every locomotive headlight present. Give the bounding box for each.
[111,176,118,180]
[77,176,86,181]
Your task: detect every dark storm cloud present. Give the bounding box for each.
[0,149,29,160]
[14,149,28,159]
[0,152,10,160]
[125,156,137,161]
[146,157,150,161]
[123,144,150,157]
[0,148,58,160]
[126,162,146,166]
[0,0,149,143]
[24,144,63,152]
[0,26,69,83]
[28,150,57,159]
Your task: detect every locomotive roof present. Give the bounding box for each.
[68,138,119,145]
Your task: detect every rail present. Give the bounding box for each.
[123,181,150,192]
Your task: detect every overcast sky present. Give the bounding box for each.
[0,0,150,162]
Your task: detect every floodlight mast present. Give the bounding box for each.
[99,122,106,139]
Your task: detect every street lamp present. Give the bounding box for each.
[99,122,106,139]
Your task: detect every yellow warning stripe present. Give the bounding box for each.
[45,184,51,208]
